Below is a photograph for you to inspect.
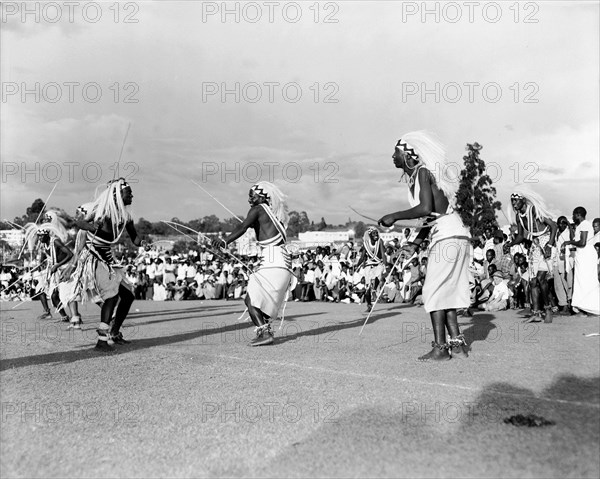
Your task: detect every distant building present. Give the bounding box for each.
[297,230,355,249]
[0,229,25,248]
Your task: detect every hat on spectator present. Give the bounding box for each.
[492,271,504,279]
[493,230,504,240]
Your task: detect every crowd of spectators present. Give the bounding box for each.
[2,217,600,317]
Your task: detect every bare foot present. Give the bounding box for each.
[448,335,469,358]
[523,311,542,323]
[418,343,451,361]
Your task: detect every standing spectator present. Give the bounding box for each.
[300,265,315,301]
[553,216,574,315]
[483,249,498,280]
[135,271,148,300]
[497,243,516,280]
[177,260,188,283]
[482,227,495,257]
[153,279,167,301]
[154,258,164,285]
[146,258,157,285]
[592,218,600,243]
[163,257,176,285]
[492,229,505,262]
[186,261,197,286]
[563,207,600,316]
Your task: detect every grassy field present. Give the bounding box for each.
[1,298,599,478]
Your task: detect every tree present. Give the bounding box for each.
[455,142,502,237]
[135,217,154,236]
[354,221,367,240]
[15,199,46,225]
[287,210,311,238]
[201,215,221,233]
[317,217,327,231]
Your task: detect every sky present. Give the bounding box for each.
[2,1,599,227]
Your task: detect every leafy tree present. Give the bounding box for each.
[172,239,194,255]
[455,142,502,237]
[201,215,221,233]
[15,199,46,225]
[135,217,154,236]
[287,210,311,238]
[317,217,327,231]
[354,221,367,240]
[222,217,241,233]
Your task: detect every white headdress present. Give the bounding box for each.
[396,131,458,206]
[23,222,65,252]
[78,178,132,236]
[250,181,289,228]
[507,186,555,229]
[41,209,69,243]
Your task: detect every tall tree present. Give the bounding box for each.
[354,221,367,240]
[455,142,502,237]
[15,199,46,225]
[286,211,311,238]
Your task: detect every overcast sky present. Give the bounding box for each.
[2,1,598,226]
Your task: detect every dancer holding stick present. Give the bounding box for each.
[70,178,147,350]
[378,132,471,361]
[212,182,293,346]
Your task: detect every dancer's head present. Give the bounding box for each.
[79,178,133,235]
[23,222,64,251]
[510,193,526,212]
[393,131,457,205]
[41,209,69,242]
[36,228,50,245]
[249,182,289,228]
[507,187,554,226]
[365,226,379,243]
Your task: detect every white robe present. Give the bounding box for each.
[571,220,600,315]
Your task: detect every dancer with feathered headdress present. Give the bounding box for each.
[378,131,471,361]
[212,181,293,346]
[24,212,73,322]
[506,186,558,323]
[71,178,148,351]
[354,227,387,313]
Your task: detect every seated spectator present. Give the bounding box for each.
[471,264,498,309]
[172,279,189,301]
[479,271,510,312]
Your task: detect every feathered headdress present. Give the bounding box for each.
[396,131,458,206]
[250,181,289,228]
[506,186,555,225]
[42,209,69,242]
[77,178,132,236]
[23,222,65,252]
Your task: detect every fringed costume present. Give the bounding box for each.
[508,187,557,321]
[24,211,71,320]
[361,228,385,286]
[70,178,138,349]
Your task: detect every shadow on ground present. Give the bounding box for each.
[255,374,600,478]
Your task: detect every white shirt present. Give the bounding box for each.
[575,220,595,255]
[490,281,510,302]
